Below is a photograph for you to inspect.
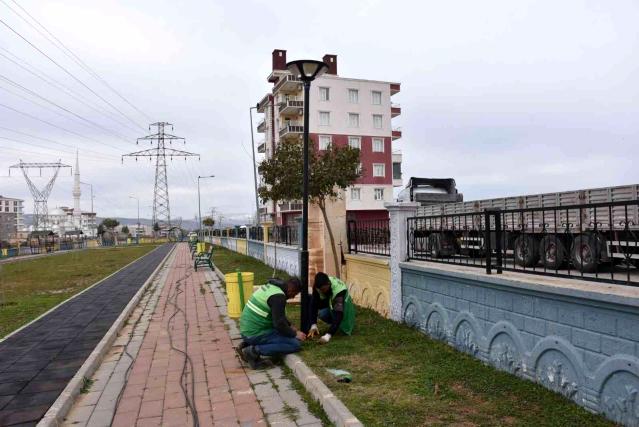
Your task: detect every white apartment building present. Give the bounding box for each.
[256,49,402,225]
[0,196,25,241]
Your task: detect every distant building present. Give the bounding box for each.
[256,49,403,225]
[45,206,97,237]
[0,195,25,242]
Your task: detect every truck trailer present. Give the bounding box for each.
[411,184,639,273]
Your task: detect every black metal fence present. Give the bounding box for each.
[249,226,264,241]
[269,225,299,246]
[347,219,391,257]
[407,200,639,285]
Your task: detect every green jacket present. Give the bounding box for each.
[319,276,355,335]
[240,284,285,337]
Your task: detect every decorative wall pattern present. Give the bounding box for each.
[400,262,639,426]
[344,253,391,318]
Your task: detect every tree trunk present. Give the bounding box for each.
[319,199,340,279]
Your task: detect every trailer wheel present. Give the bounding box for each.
[514,235,539,267]
[571,234,600,273]
[427,234,442,258]
[539,235,567,269]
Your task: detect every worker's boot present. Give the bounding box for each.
[235,341,248,362]
[241,345,261,369]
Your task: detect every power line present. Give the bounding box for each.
[3,0,153,123]
[0,46,142,134]
[0,136,116,162]
[0,73,134,144]
[0,126,120,159]
[0,17,147,132]
[0,101,126,152]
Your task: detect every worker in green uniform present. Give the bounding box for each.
[239,277,306,369]
[307,272,355,344]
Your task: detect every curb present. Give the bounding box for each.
[211,265,363,427]
[37,243,176,427]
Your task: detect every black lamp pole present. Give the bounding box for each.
[286,59,328,333]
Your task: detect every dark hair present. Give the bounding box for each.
[286,277,302,291]
[314,272,330,289]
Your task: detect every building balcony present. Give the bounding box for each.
[273,74,302,94]
[257,141,265,154]
[278,96,304,116]
[391,103,401,118]
[392,151,403,187]
[257,94,269,113]
[279,202,303,212]
[390,83,401,96]
[257,119,266,133]
[279,121,304,140]
[392,126,402,140]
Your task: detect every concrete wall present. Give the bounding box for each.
[400,262,639,426]
[215,236,300,279]
[236,239,247,256]
[343,253,391,318]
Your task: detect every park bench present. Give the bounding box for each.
[194,245,213,271]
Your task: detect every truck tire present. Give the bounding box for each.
[427,234,442,258]
[540,235,567,269]
[514,235,539,267]
[571,234,600,273]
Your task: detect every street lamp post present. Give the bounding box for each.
[249,105,261,226]
[129,196,140,237]
[285,59,328,332]
[197,175,215,238]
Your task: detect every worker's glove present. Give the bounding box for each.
[308,324,319,338]
[319,333,332,344]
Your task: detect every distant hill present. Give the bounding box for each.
[23,214,249,230]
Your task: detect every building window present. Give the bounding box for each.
[319,135,332,150]
[348,136,361,149]
[374,188,384,201]
[319,111,330,126]
[350,188,361,201]
[319,87,330,101]
[393,162,402,180]
[348,113,359,128]
[356,162,362,174]
[348,89,359,104]
[373,114,383,129]
[373,163,385,177]
[372,138,384,152]
[372,90,382,105]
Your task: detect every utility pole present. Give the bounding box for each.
[198,175,215,238]
[122,122,199,234]
[9,160,72,231]
[249,105,260,225]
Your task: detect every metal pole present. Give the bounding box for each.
[300,80,311,333]
[197,176,202,237]
[137,198,140,237]
[249,106,260,225]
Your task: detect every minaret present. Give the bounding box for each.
[73,150,81,219]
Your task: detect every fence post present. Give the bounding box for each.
[484,210,492,275]
[385,201,419,322]
[493,209,503,274]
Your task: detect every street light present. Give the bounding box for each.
[129,196,140,237]
[198,175,215,238]
[249,104,261,226]
[286,59,328,332]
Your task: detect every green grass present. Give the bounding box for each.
[212,245,291,285]
[212,245,614,427]
[0,245,158,338]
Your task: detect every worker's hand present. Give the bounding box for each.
[307,324,319,338]
[296,331,307,341]
[319,333,332,344]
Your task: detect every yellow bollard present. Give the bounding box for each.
[196,242,207,254]
[225,271,254,318]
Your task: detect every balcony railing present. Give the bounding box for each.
[274,74,302,93]
[392,126,402,140]
[257,119,266,133]
[279,121,304,139]
[279,202,303,212]
[391,103,401,118]
[257,141,265,153]
[278,96,304,116]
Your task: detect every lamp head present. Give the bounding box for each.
[286,60,328,82]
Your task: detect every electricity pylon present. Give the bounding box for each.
[122,122,199,233]
[9,160,72,231]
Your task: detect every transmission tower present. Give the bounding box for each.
[123,122,199,233]
[9,160,72,231]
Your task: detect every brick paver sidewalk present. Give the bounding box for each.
[109,243,264,426]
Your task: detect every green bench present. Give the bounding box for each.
[194,245,213,271]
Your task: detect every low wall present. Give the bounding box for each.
[344,254,391,318]
[215,237,300,278]
[400,261,639,426]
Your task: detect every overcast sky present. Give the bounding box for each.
[1,0,638,222]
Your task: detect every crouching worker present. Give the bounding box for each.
[308,272,355,344]
[239,277,306,369]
